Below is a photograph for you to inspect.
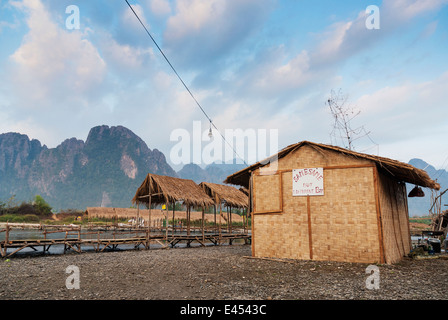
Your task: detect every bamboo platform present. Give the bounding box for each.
[0,224,251,258]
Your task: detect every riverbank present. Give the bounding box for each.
[1,244,447,300]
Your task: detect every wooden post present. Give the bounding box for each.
[218,203,222,245]
[202,207,205,245]
[214,204,217,234]
[148,194,152,231]
[373,166,385,264]
[97,230,100,252]
[165,201,168,242]
[307,195,313,260]
[250,171,255,257]
[78,227,81,253]
[172,202,175,236]
[137,203,140,227]
[227,207,230,234]
[147,193,152,249]
[187,206,191,236]
[245,208,248,234]
[64,231,68,254]
[5,223,9,245]
[230,205,232,234]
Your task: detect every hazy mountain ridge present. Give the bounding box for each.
[177,162,247,184]
[1,126,443,214]
[407,158,448,216]
[0,125,177,210]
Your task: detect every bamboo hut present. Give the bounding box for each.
[132,173,215,238]
[199,182,249,234]
[225,141,440,264]
[133,174,214,208]
[199,182,248,209]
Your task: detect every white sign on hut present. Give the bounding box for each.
[292,168,324,196]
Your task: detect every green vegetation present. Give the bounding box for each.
[0,195,52,219]
[0,195,252,227]
[409,215,432,225]
[0,195,84,224]
[0,214,40,223]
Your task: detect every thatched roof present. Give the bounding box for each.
[224,141,440,190]
[133,174,214,208]
[199,182,248,208]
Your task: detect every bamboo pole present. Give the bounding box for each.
[187,206,190,236]
[227,207,230,234]
[307,195,313,260]
[5,223,9,246]
[165,201,168,242]
[137,203,140,227]
[172,202,175,236]
[230,205,233,234]
[202,207,205,245]
[244,208,248,234]
[214,204,217,234]
[219,203,222,245]
[148,192,152,231]
[78,227,81,253]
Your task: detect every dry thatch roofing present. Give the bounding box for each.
[133,173,214,208]
[224,140,440,190]
[199,182,248,208]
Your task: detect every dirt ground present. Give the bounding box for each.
[1,243,447,302]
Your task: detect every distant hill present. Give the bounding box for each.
[407,158,448,216]
[177,162,247,184]
[0,125,177,210]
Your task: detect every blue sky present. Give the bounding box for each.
[0,0,447,171]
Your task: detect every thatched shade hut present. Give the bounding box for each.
[199,182,249,233]
[133,174,214,208]
[225,141,440,264]
[133,173,215,238]
[199,182,248,209]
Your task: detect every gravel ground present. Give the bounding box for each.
[1,244,447,301]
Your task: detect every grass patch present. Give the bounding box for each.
[0,214,40,223]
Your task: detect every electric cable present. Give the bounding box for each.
[124,0,248,166]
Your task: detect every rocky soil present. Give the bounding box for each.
[1,244,447,302]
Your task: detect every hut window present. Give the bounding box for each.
[253,173,283,214]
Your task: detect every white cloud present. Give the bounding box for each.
[308,0,448,67]
[383,0,448,22]
[100,34,154,73]
[163,0,274,68]
[166,0,226,39]
[9,0,106,104]
[122,3,148,30]
[354,70,448,144]
[148,0,172,16]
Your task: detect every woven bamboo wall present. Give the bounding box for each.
[377,173,411,264]
[310,167,380,263]
[254,172,310,259]
[253,174,281,213]
[252,145,384,263]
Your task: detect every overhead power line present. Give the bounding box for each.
[124,0,247,166]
